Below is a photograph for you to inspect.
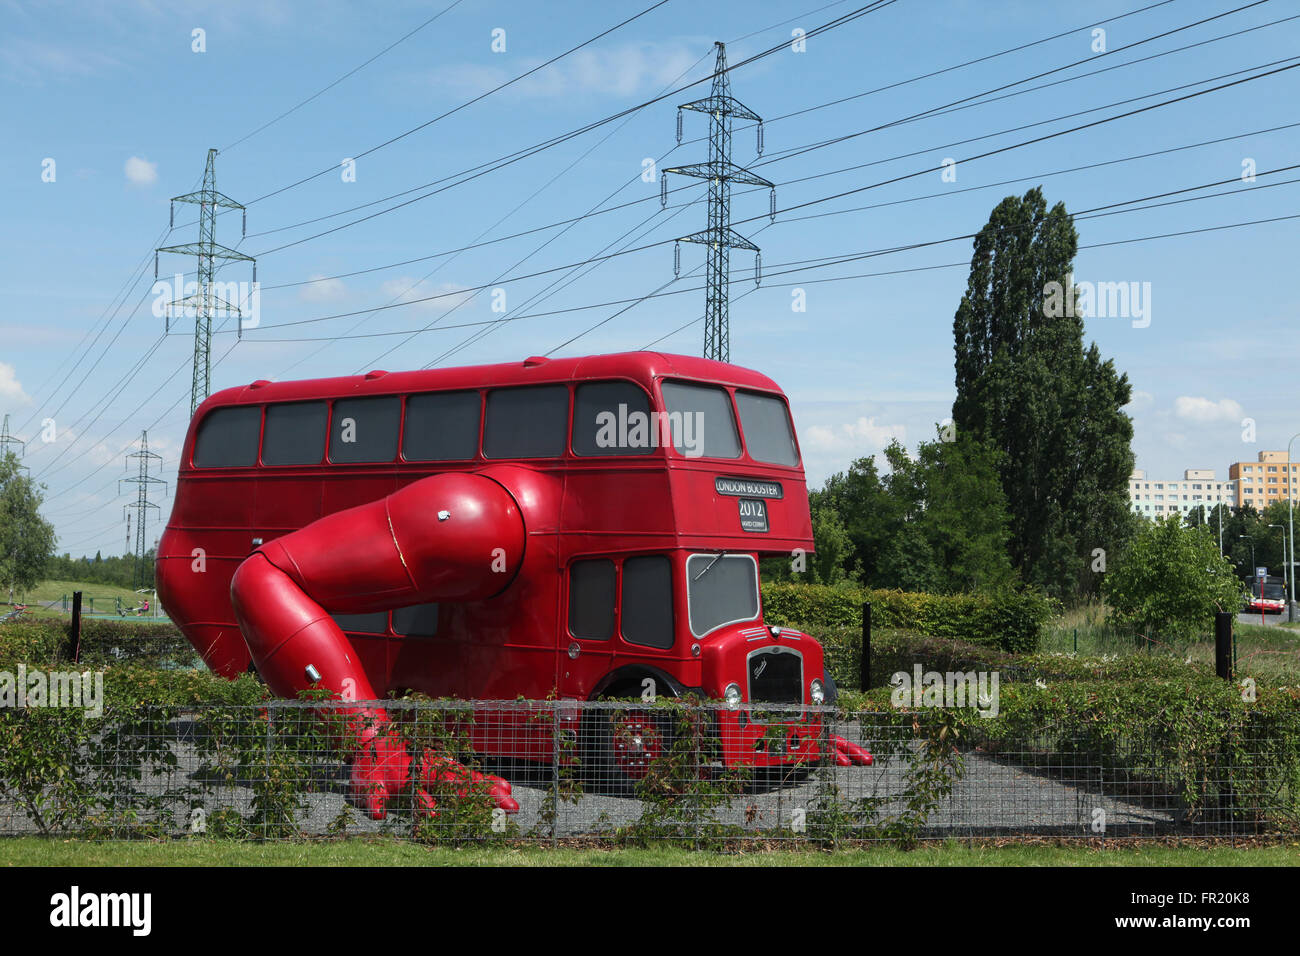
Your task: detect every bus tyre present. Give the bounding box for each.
[585,702,673,797]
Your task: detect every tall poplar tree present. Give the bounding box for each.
[952,187,1134,597]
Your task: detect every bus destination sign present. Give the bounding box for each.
[715,477,783,499]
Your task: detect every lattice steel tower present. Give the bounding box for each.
[121,431,166,590]
[663,41,774,363]
[156,148,256,416]
[0,415,25,464]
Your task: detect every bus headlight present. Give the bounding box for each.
[810,679,825,704]
[724,683,742,710]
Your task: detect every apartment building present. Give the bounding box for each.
[1128,469,1237,518]
[1228,450,1297,509]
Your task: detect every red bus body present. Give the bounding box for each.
[157,352,831,769]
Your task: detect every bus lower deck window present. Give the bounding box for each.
[621,555,674,648]
[568,559,615,640]
[329,612,388,635]
[392,603,439,637]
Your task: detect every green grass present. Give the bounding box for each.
[7,579,164,621]
[14,578,145,608]
[1040,602,1300,683]
[1,838,1297,866]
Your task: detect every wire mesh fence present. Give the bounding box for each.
[0,698,1296,844]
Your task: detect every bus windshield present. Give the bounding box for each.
[686,553,759,637]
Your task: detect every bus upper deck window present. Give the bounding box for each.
[403,391,480,462]
[572,381,654,457]
[262,402,328,466]
[483,385,569,459]
[621,555,674,649]
[330,396,400,463]
[193,406,261,468]
[661,381,741,459]
[735,391,800,466]
[568,559,615,640]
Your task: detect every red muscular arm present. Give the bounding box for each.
[229,472,526,818]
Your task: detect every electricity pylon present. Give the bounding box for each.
[156,148,256,416]
[663,41,774,363]
[121,431,166,590]
[0,415,26,467]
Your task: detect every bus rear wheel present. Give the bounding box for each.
[584,703,672,797]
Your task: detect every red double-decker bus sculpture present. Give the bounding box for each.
[157,351,871,819]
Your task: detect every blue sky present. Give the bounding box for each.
[2,0,1298,559]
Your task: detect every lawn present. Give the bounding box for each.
[1,838,1297,867]
[1040,601,1300,683]
[7,579,161,620]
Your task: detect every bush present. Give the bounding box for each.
[0,617,197,669]
[809,625,1013,691]
[763,582,1055,654]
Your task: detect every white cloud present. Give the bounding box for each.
[0,362,31,405]
[124,155,158,186]
[1173,396,1244,424]
[802,416,906,455]
[298,275,347,304]
[1125,390,1154,408]
[427,41,702,99]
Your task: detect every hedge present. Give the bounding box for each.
[762,582,1055,654]
[0,617,198,670]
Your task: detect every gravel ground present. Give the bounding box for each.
[0,722,1191,840]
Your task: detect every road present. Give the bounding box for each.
[1238,610,1292,628]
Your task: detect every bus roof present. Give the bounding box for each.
[194,352,786,414]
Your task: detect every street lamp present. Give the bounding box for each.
[1240,534,1255,571]
[1289,432,1300,622]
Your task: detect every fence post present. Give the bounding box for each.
[69,591,83,663]
[860,602,871,691]
[1214,611,1233,680]
[550,700,560,847]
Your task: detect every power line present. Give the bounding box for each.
[233,0,1173,247]
[238,2,898,257]
[234,171,1300,345]
[221,0,466,152]
[244,0,680,207]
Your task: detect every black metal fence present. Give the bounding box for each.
[1,698,1295,844]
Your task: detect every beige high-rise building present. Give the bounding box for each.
[1228,451,1298,509]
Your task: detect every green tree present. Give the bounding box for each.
[0,450,57,600]
[1103,515,1243,639]
[880,433,1017,592]
[809,455,897,584]
[952,187,1135,599]
[808,502,858,585]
